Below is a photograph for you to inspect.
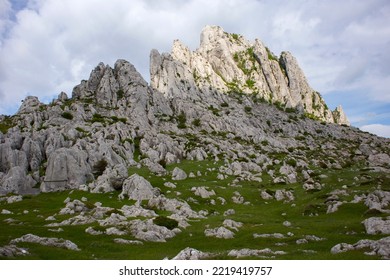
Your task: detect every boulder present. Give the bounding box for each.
[0,245,29,257]
[331,236,390,259]
[172,247,210,260]
[41,148,93,192]
[228,248,286,258]
[363,217,390,234]
[204,226,234,239]
[11,234,80,251]
[191,186,216,198]
[130,219,178,242]
[119,174,160,200]
[172,167,187,180]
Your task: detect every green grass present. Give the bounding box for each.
[1,159,388,260]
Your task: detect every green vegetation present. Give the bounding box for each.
[154,216,179,230]
[92,159,108,177]
[0,116,15,134]
[192,118,201,127]
[117,89,125,99]
[61,112,74,120]
[244,106,252,113]
[177,111,187,129]
[1,157,387,260]
[266,47,278,61]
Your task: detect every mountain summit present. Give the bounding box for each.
[151,25,349,125]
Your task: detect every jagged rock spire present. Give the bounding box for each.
[150,25,349,125]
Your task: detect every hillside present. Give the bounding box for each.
[1,26,389,260]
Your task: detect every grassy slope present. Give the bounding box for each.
[1,159,388,260]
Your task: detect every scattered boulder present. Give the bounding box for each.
[253,233,285,239]
[130,219,178,242]
[11,234,80,251]
[228,248,286,258]
[365,190,390,213]
[331,236,390,259]
[114,238,143,245]
[6,195,23,204]
[191,186,216,198]
[0,245,29,257]
[204,226,234,239]
[172,167,187,180]
[120,204,157,218]
[223,219,243,231]
[119,174,160,200]
[363,217,390,234]
[172,247,210,260]
[223,209,236,216]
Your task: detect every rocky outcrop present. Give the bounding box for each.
[331,236,390,259]
[119,174,160,200]
[172,247,211,260]
[150,25,348,125]
[363,217,390,234]
[228,248,286,258]
[0,245,29,257]
[10,234,80,251]
[41,148,93,192]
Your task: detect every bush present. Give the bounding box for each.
[177,111,187,129]
[244,106,252,113]
[93,159,108,177]
[61,112,73,120]
[192,118,201,127]
[153,216,178,230]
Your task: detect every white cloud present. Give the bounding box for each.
[0,0,389,127]
[360,124,390,138]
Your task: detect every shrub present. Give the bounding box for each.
[286,158,297,167]
[61,112,73,120]
[220,102,229,107]
[117,89,125,99]
[244,106,252,113]
[192,118,201,127]
[177,111,187,129]
[153,216,178,230]
[91,113,105,123]
[93,159,108,177]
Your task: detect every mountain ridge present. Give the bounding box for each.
[150,25,349,125]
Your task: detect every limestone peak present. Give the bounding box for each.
[150,25,349,125]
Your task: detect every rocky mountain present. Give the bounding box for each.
[0,26,389,260]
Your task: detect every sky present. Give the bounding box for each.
[0,0,389,137]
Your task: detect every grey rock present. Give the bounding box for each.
[41,148,92,192]
[172,247,210,260]
[204,226,235,239]
[253,233,285,239]
[331,236,390,259]
[363,217,390,234]
[130,219,177,242]
[0,245,29,257]
[223,219,243,231]
[113,238,143,245]
[11,234,80,251]
[228,248,286,258]
[172,167,187,180]
[191,186,216,198]
[120,204,157,218]
[119,174,160,200]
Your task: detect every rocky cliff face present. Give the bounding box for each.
[150,25,349,125]
[0,26,387,196]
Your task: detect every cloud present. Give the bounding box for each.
[360,124,390,138]
[0,0,389,127]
